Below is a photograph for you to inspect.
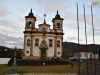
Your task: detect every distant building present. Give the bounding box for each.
[73,49,98,60]
[22,9,64,60]
[0,58,11,64]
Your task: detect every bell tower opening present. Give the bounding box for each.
[29,21,32,27]
[57,23,60,28]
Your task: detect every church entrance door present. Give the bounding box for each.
[41,49,46,60]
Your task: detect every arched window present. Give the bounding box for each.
[57,23,60,28]
[29,21,32,27]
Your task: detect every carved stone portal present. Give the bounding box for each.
[39,40,48,49]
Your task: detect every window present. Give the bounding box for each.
[26,51,29,53]
[35,38,39,46]
[27,39,30,46]
[84,54,87,57]
[80,54,82,57]
[57,23,60,28]
[57,41,60,47]
[76,54,77,57]
[74,54,76,57]
[58,52,60,54]
[49,39,53,47]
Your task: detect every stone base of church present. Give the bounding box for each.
[8,59,69,66]
[22,56,30,59]
[46,57,53,60]
[29,56,39,59]
[22,55,62,60]
[22,56,40,60]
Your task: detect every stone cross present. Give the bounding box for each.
[10,47,18,74]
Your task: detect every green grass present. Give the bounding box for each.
[0,64,88,75]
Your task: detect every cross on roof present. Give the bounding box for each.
[43,14,47,23]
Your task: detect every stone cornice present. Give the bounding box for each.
[23,31,64,35]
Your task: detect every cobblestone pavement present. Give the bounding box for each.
[71,61,100,75]
[21,73,77,75]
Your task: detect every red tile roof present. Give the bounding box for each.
[73,49,92,53]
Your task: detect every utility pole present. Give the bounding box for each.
[83,4,88,75]
[91,5,96,75]
[77,3,80,75]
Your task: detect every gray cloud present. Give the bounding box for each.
[0,33,23,48]
[64,36,83,43]
[67,37,78,41]
[0,6,24,48]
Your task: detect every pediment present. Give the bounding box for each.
[38,25,51,32]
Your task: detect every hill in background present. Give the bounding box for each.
[63,41,100,52]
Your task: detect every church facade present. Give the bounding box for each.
[22,9,64,60]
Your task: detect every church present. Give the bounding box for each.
[22,9,64,60]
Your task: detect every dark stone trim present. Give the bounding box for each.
[23,31,64,35]
[52,18,64,22]
[25,16,36,21]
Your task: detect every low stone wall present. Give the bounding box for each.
[8,59,69,66]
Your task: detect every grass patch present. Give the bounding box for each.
[0,64,88,75]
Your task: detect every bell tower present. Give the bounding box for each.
[52,10,64,30]
[25,9,36,30]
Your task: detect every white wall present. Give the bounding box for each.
[94,54,98,59]
[57,37,62,57]
[0,58,11,64]
[46,37,54,57]
[33,36,42,56]
[25,35,31,56]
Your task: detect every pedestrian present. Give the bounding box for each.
[43,63,45,66]
[38,63,41,66]
[53,57,56,66]
[71,63,73,68]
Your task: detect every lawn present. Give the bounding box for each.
[0,64,87,75]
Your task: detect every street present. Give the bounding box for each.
[71,61,100,75]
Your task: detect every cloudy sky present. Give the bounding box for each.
[0,0,100,48]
